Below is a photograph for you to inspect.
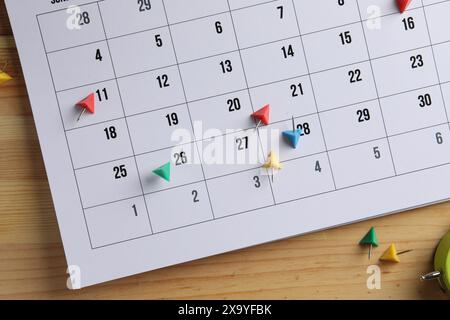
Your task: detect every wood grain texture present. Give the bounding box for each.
[0,1,449,300]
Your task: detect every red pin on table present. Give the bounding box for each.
[396,0,412,13]
[76,93,95,122]
[251,104,270,130]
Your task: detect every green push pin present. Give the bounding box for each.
[421,231,450,293]
[359,227,379,260]
[152,162,171,182]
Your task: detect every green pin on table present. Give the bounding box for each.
[359,227,379,260]
[421,231,450,293]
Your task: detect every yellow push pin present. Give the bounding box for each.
[262,151,282,182]
[0,62,13,85]
[379,243,413,263]
[421,231,450,293]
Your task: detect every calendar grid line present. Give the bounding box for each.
[225,0,277,206]
[96,2,154,235]
[161,0,216,220]
[291,0,337,190]
[36,16,94,250]
[33,1,450,251]
[90,163,450,250]
[356,0,398,176]
[421,0,450,131]
[71,118,449,174]
[65,77,447,134]
[53,38,450,111]
[50,34,450,90]
[36,0,105,17]
[41,1,449,57]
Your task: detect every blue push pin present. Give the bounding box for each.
[282,117,302,149]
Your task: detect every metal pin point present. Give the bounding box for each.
[254,120,261,132]
[420,271,441,281]
[77,108,86,122]
[397,249,413,255]
[1,61,8,72]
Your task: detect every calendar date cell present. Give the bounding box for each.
[390,124,450,175]
[127,104,194,154]
[180,51,246,101]
[311,61,377,112]
[293,0,360,34]
[85,196,152,248]
[372,47,439,97]
[241,37,307,87]
[320,100,387,150]
[145,182,213,233]
[108,27,176,77]
[302,22,369,73]
[259,114,326,163]
[98,0,167,38]
[380,85,448,136]
[358,0,421,18]
[271,153,335,203]
[433,42,450,83]
[118,65,185,116]
[170,13,238,63]
[67,119,134,169]
[424,1,450,44]
[76,157,143,208]
[57,80,124,130]
[250,75,317,123]
[136,143,205,194]
[207,168,274,218]
[48,42,114,91]
[38,3,105,53]
[200,129,262,179]
[231,0,299,48]
[189,90,255,140]
[329,139,395,189]
[164,0,229,24]
[363,7,430,59]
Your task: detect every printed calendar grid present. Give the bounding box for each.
[421,0,450,130]
[43,3,449,95]
[160,0,219,219]
[35,0,450,249]
[96,3,156,234]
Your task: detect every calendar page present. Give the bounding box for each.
[5,0,450,288]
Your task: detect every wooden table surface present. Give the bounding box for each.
[1,2,450,300]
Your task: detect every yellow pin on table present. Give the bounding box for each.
[0,62,13,85]
[0,71,13,85]
[379,243,412,263]
[380,244,401,263]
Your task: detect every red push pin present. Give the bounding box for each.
[251,104,270,130]
[76,93,95,122]
[396,0,412,13]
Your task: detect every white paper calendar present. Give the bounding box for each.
[5,0,450,288]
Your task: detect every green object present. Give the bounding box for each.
[359,227,379,247]
[434,231,450,292]
[153,162,171,182]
